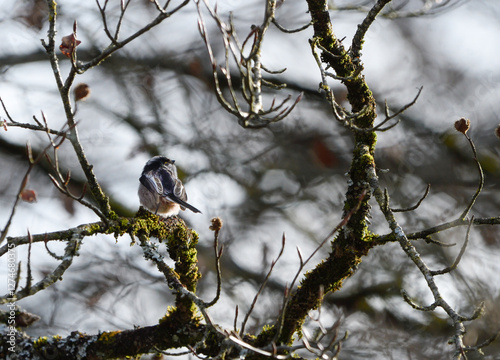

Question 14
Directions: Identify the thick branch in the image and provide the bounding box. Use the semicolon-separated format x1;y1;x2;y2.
261;0;381;347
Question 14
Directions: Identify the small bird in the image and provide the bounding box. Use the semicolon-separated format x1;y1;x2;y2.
138;156;201;217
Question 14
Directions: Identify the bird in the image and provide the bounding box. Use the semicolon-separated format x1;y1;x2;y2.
138;155;201;217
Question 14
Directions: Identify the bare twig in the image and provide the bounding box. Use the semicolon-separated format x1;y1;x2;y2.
1;221;106;256
227;332;288;359
25;231;33;294
464;329;500;354
96;0;118;45
1;99;66;135
391;184;430;212
430;217;473;276
372;86;423;132
331;0;462;19
240;233;286;335
80;0;190;73
372;216;500;244
272;18;312;33
401;289;438;312
0;116;70;244
205;218;224;308
275;189;367;342
309;38;369;127
365;142;490;358
382;0;464;19
459;130;484;220
196;0;301;128
1;235;83;303
42;0;112;219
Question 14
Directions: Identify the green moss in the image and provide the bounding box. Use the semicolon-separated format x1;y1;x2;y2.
356;151;374;175
98;330;122;345
253;325;276;347
108;210;119;220
158;306;177;324
361;230;377;243
85;222;104;236
33;336;48;348
158;306;202;347
127;208;169;240
119;217;130;228
166;223;201;293
200;327;227;356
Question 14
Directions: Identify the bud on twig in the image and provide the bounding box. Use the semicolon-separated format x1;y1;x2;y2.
209;217;223;232
59;21;81;58
495;125;500;139
74;83;90;102
454;117;470;135
20;189;37;203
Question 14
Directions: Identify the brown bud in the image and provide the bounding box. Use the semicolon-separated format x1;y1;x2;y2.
454;117;470;135
495;125;500;139
74;83;90;102
20;189;37;203
209;217;223;232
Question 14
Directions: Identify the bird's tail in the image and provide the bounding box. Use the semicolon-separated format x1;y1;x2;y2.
171;195;202;213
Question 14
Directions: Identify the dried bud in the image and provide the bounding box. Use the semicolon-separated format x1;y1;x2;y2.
74;83;90;102
209;217;223;232
2;120;7;131
20;189;37;203
495;125;500;139
454;117;470;135
59;33;81;58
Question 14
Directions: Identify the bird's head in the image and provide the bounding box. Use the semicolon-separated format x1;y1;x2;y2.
143;156;175;173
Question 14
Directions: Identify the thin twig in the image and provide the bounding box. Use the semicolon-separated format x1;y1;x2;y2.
371;86;423;131
240;233;286;335
0;121;69;244
43;0;112;219
79;0;190;73
272;18;312;33
372;216;500;244
391;184;430;212
464;329;500;353
196;0;300;128
430;217;473;276
205;218;224;307
459;133;484;220
25;231;33;293
274;190;367;342
1;235;83;303
365;142;481;357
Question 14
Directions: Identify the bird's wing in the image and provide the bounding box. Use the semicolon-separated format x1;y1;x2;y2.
157;167;176;196
173;178;187;201
139;173;162;194
152;167;202;214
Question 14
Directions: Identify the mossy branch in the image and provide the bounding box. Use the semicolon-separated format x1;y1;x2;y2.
264;0;383;347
